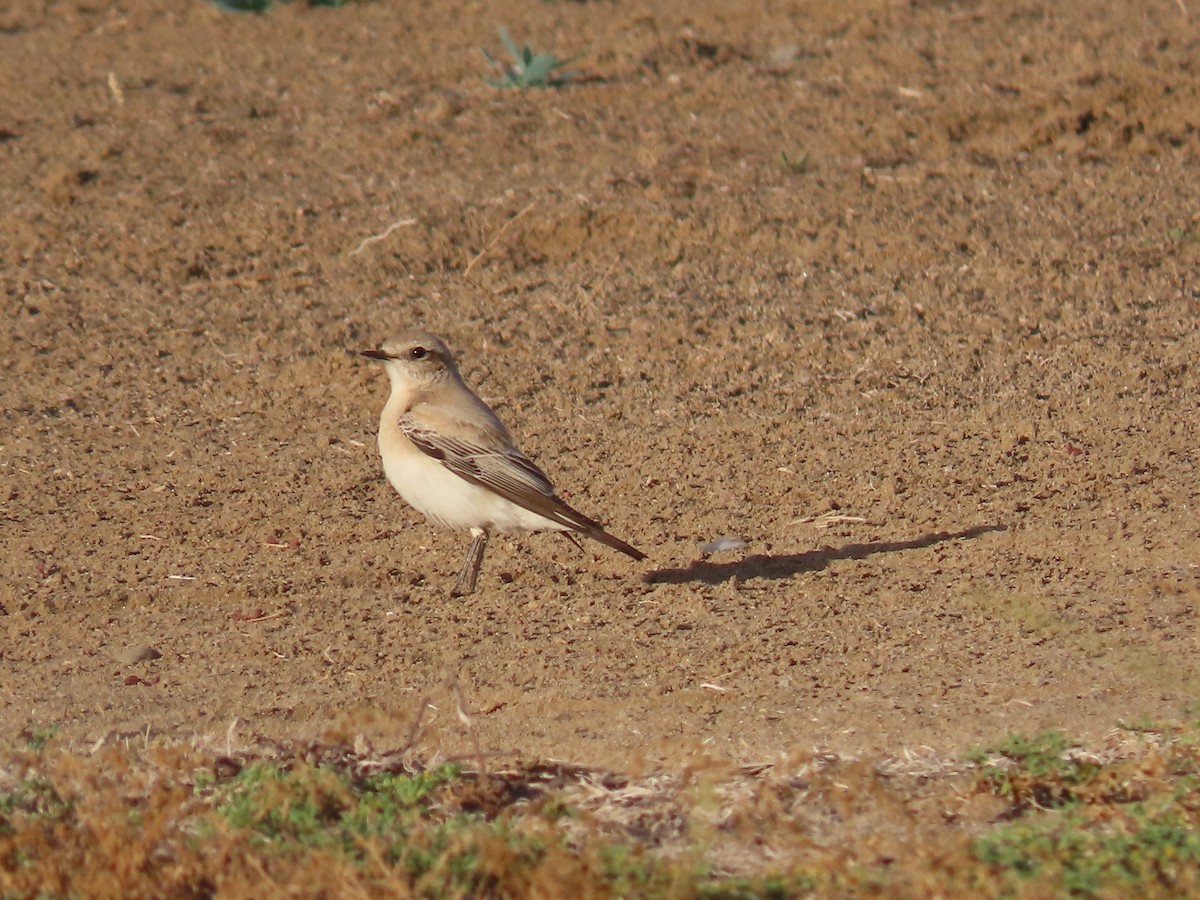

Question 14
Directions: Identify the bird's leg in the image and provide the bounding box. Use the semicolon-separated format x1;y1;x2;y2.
451;528;488;597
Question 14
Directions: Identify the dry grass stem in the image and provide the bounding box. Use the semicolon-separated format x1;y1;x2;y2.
788;513;869;528
348;217;417;256
463;201;535;275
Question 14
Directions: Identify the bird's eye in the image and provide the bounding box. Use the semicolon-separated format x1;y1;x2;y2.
410;346;427;360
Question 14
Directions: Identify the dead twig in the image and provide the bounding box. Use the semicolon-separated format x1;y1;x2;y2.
445;670;488;777
349;217;417;256
241;611;286;623
463;202;535;275
788;513;869;528
591;254;621;297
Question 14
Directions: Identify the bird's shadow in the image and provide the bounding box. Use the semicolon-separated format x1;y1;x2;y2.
643;524;1006;586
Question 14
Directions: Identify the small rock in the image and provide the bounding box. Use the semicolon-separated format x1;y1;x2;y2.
700;535;749;555
118;645;162;665
767;44;799;67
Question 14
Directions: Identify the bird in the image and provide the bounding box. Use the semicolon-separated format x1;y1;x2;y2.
360;331;646;596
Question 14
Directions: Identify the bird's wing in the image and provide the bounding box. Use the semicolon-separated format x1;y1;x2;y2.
399;416;560;513
397;415;646;560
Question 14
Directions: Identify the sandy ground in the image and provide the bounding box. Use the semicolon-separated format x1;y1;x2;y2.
2;0;1199;769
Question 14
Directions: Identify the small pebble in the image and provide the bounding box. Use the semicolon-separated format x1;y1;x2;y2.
118;645;162;665
700;535;748;555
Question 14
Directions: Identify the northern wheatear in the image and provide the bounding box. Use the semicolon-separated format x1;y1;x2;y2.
361;331;646;596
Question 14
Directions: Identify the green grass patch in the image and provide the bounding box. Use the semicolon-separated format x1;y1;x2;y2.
965;729;1099;807
974;802;1200;896
2;725;1200;896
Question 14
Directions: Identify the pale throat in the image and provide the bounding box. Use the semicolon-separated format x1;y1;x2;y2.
383;367;423;415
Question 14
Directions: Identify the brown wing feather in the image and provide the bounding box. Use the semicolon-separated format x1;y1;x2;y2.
399;418;646;560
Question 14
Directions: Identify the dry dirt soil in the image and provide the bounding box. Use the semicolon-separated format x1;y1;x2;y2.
3;0;1200;771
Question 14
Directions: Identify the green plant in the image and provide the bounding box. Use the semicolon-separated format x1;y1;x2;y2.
212;762;349;847
208;762;462;849
0;774;67;822
19;726;57;754
966;730;1098;807
974;804;1200;895
484;27;580;89
5;727;1200;896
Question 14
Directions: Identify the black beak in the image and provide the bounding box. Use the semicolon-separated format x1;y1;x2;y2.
360;349;392;360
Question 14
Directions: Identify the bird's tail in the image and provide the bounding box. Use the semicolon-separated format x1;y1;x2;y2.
586;523;647;561
559;502;647;561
